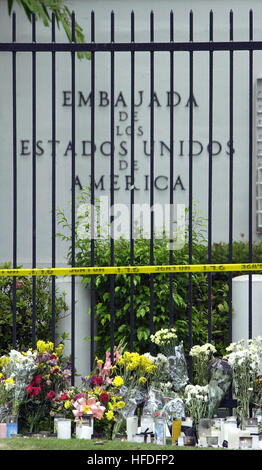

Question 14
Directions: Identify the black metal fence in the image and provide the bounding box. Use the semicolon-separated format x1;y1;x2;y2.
0;9;259;392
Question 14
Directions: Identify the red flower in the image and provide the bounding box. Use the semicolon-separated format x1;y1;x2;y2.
26;384;34;394
52;368;59;374
47;390;56;399
50;354;57;360
34;375;42;384
60;393;69;400
27;384;42;398
91;375;103;386
100;392;109;403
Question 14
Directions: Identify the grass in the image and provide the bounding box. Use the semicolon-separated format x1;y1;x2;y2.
0;437;227;451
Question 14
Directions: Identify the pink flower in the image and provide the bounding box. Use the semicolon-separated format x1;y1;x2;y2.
72;397;105;420
34;375;42;384
47;390;56;399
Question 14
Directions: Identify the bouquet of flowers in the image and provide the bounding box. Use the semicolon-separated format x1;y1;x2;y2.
150;328;188;392
50;386;81;420
19;340;72;432
0;348;37;422
189;343;217;386
77;347;126;438
150;328;178;357
184;384;209;428
223;337;262;429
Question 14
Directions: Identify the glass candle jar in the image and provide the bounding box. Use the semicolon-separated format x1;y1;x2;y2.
239;436;253;449
54;414;65;434
223;416;237;445
154;417;166;445
206;436;219;447
6;416;18;438
184;436;196;447
57;418;71;439
141;415;154;433
0;423;6;438
126;416;138;442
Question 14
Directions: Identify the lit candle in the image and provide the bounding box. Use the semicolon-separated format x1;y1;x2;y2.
57;418;71;439
239;436;253;449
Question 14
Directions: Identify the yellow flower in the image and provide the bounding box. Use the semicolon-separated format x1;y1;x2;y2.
113;376;124;388
55;344;64;356
0;356;10;367
37;340;54;354
116;401;125;409
64;401;70;409
0;373;3;379
5;378;14;385
138;377;147;384
83;405;91;413
106;410;114;421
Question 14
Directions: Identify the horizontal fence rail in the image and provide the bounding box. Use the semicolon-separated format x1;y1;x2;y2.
0;9;259;414
1;40;262;52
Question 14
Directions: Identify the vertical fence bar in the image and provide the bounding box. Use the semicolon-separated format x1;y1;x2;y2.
130;11;135;351
110;11;115;358
149;11;155;352
12;12;17;348
71;12;76;385
208;10;214;342
169;10;174;328
32;13;37;349
90;10;96;369
228;10;234;343
188;10;194;381
248;10;253;339
51;13;56;344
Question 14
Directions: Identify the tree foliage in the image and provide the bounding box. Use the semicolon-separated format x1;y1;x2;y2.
7;0;90;59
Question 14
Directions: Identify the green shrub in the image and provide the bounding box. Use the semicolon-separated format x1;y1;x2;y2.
57;189;262;361
0;262;68;355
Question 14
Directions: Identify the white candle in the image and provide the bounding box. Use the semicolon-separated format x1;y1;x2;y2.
199;436;207;447
57;419;71;439
80;423;93;440
126;416;138;441
141;416;154;433
228;428;240;449
211;428;221;446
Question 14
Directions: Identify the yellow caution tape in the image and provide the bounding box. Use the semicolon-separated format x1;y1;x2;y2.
0;262;262;277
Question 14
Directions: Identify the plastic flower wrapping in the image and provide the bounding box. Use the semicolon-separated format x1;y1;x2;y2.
143;386;185;428
0;349;37;421
167;344;189;392
150;329;189;392
207;358;232;417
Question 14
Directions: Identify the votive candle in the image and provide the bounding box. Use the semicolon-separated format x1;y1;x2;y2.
57;418;71;439
127;416;138;442
0;423;6;438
